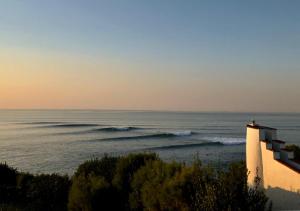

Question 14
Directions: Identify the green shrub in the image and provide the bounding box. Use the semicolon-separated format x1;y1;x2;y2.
0;204;21;211
0;163;17;186
74;155;119;182
0;163;70;211
182;161;216;211
68;156;121;211
131;160;268;211
191;161;268;211
68;173;116;211
1;153;269;211
0;163;18;205
285;144;300;161
130;160;187;211
112;153;159;210
214;161;249;210
17;173;70;211
113;153;159;189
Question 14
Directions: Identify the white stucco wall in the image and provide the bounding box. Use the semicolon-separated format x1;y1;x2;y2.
246;126;300;210
246;127;264;187
260;141;300;192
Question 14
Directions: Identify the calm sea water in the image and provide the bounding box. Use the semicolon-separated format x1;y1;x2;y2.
0;110;299;175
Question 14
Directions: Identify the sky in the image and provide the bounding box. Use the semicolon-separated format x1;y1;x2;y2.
0;0;300;112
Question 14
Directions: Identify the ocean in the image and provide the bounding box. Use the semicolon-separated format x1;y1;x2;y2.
0;110;299;175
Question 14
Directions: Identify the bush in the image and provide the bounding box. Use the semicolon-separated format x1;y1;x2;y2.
190;161;268;211
18;174;70;211
0;163;17;186
285;144;300;161
74;155;119;182
0;204;21;211
130;160;187;211
68;173;115;211
0;163;70;211
214;161;249;210
131;160;268;211
68;156;121;211
183;161;216;210
0;163;18;205
1;153;269;211
112;153;159;210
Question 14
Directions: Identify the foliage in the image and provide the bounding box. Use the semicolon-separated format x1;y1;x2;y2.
112;153;159;209
68;156;121;211
130;159;268;211
18;173;71;211
1;153;269;211
247;174;269;211
0;163;18;205
68;173;116;211
130;160;185;210
0;163;17;186
285;144;300;161
0;163;70;211
74;155;119;182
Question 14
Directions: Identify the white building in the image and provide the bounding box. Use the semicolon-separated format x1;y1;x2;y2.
246;122;300;210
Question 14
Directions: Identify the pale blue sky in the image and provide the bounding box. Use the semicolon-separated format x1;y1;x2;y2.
1;0;300;112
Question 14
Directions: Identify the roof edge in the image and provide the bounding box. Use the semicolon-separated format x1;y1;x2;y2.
246;124;277;130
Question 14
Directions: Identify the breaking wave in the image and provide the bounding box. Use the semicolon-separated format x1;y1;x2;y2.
55;126;143;135
169;130;193;136
92;131;195;141
145;142;223;150
202;137;245;145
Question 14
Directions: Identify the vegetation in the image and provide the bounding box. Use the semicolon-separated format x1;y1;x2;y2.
0;163;70;211
285;144;300;161
0;153;268;211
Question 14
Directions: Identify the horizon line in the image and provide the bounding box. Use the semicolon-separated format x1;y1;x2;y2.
0;108;299;114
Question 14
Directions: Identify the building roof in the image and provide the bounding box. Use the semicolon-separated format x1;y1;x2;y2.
273;139;285;144
246;124;277;130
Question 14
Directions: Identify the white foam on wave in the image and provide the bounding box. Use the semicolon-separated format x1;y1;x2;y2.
203;137;246;145
168;130;193;136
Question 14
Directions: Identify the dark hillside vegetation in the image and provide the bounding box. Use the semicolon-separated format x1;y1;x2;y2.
285;144;300;162
0;153;268;211
0;163;70;211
